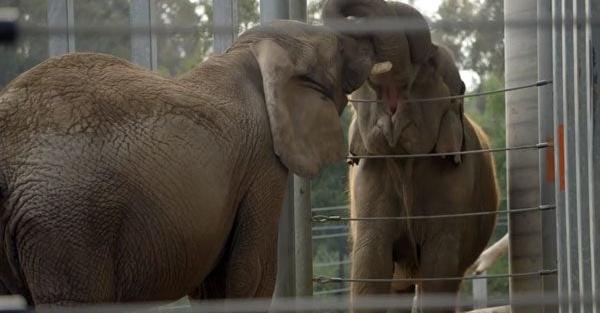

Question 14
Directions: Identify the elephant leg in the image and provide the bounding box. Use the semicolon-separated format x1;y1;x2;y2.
349;160;403;313
193;169;286;301
415;241;462;313
350;232;395;313
388;263;416;313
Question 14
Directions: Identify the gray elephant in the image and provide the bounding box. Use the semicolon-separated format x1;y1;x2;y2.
323;1;499;313
0;21;381;309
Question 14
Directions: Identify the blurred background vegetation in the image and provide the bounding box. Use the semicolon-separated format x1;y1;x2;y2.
0;0;507;303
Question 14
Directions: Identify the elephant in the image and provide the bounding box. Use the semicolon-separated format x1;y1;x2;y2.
0;20;381;309
323;2;499;312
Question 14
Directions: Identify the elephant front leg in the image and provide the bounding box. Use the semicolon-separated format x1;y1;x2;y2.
351;234;396;313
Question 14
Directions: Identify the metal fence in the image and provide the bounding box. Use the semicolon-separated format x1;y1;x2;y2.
1;0;599;312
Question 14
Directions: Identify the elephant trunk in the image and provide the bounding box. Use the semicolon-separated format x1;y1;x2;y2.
323;0;435;82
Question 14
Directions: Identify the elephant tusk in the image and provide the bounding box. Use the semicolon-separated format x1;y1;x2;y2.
370;61;393;76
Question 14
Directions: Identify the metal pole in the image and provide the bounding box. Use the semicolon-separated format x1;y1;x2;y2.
288;0;311;298
261;0;292;298
293;175;312;296
260;0;289;25
504;1;543;312
573;0;592;312
538;0;558;312
585;0;600;311
472;273;488;310
551;0;569;312
130;0;157;70
274;176;296;298
561;0;581;312
289;0;307;22
213;0;238;54
47;0;74;56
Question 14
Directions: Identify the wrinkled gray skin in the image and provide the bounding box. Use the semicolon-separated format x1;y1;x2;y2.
0;21;375;309
347;46;499;313
324;2;498;312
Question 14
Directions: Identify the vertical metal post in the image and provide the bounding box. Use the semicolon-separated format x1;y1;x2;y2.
47;0;75;56
260;0;289;25
289;0;311;298
261;0;293;298
293;176;312;296
472;274;488;310
504;1;543;312
130;0;157;70
573;0;592;312
552;0;568;311
274;177;296;298
289;0;307;22
538;0;558;312
561;0;581;312
585;0;600;311
213;0;238;54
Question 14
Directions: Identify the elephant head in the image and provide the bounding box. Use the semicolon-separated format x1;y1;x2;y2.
323;0;435;85
232;21;378;177
348;43;466;161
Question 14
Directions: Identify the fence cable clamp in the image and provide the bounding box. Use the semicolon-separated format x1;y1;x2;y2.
312;215;341;222
536;142;551;149
539;204;556;211
313;276;334;284
540;269;559;276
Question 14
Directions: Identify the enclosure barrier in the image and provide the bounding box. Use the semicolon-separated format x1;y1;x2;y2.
0;0;598;312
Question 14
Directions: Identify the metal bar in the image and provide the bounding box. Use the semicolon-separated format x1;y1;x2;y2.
538;0;559;312
314;270;558;284
47;0;74;56
585;0;600;312
130;0;157;70
312;205;554;222
261;0;293;299
349;142;549;161
260;0;289;25
350;80;552;104
573;0;593;312
213;0;238;54
274;176;296;297
505;1;544;313
289;0;307;22
552;0;569;312
313;233;348;240
293;175;312;297
562;1;581;312
311;205;348;212
472;272;488;310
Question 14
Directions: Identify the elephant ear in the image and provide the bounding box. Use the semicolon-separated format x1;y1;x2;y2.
252;39;346;178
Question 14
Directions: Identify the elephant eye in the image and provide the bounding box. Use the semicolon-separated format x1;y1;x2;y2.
299;75;334;101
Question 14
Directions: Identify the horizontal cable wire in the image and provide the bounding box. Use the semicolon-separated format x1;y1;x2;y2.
348;142;550;161
314;269;558;284
313;204;555;223
313;233;349;240
16;17;600;37
314;260;352;268
311;205;348;212
312;225;348;231
350;80;552;104
53;291;580;313
311;198;509;213
314;288;351;295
